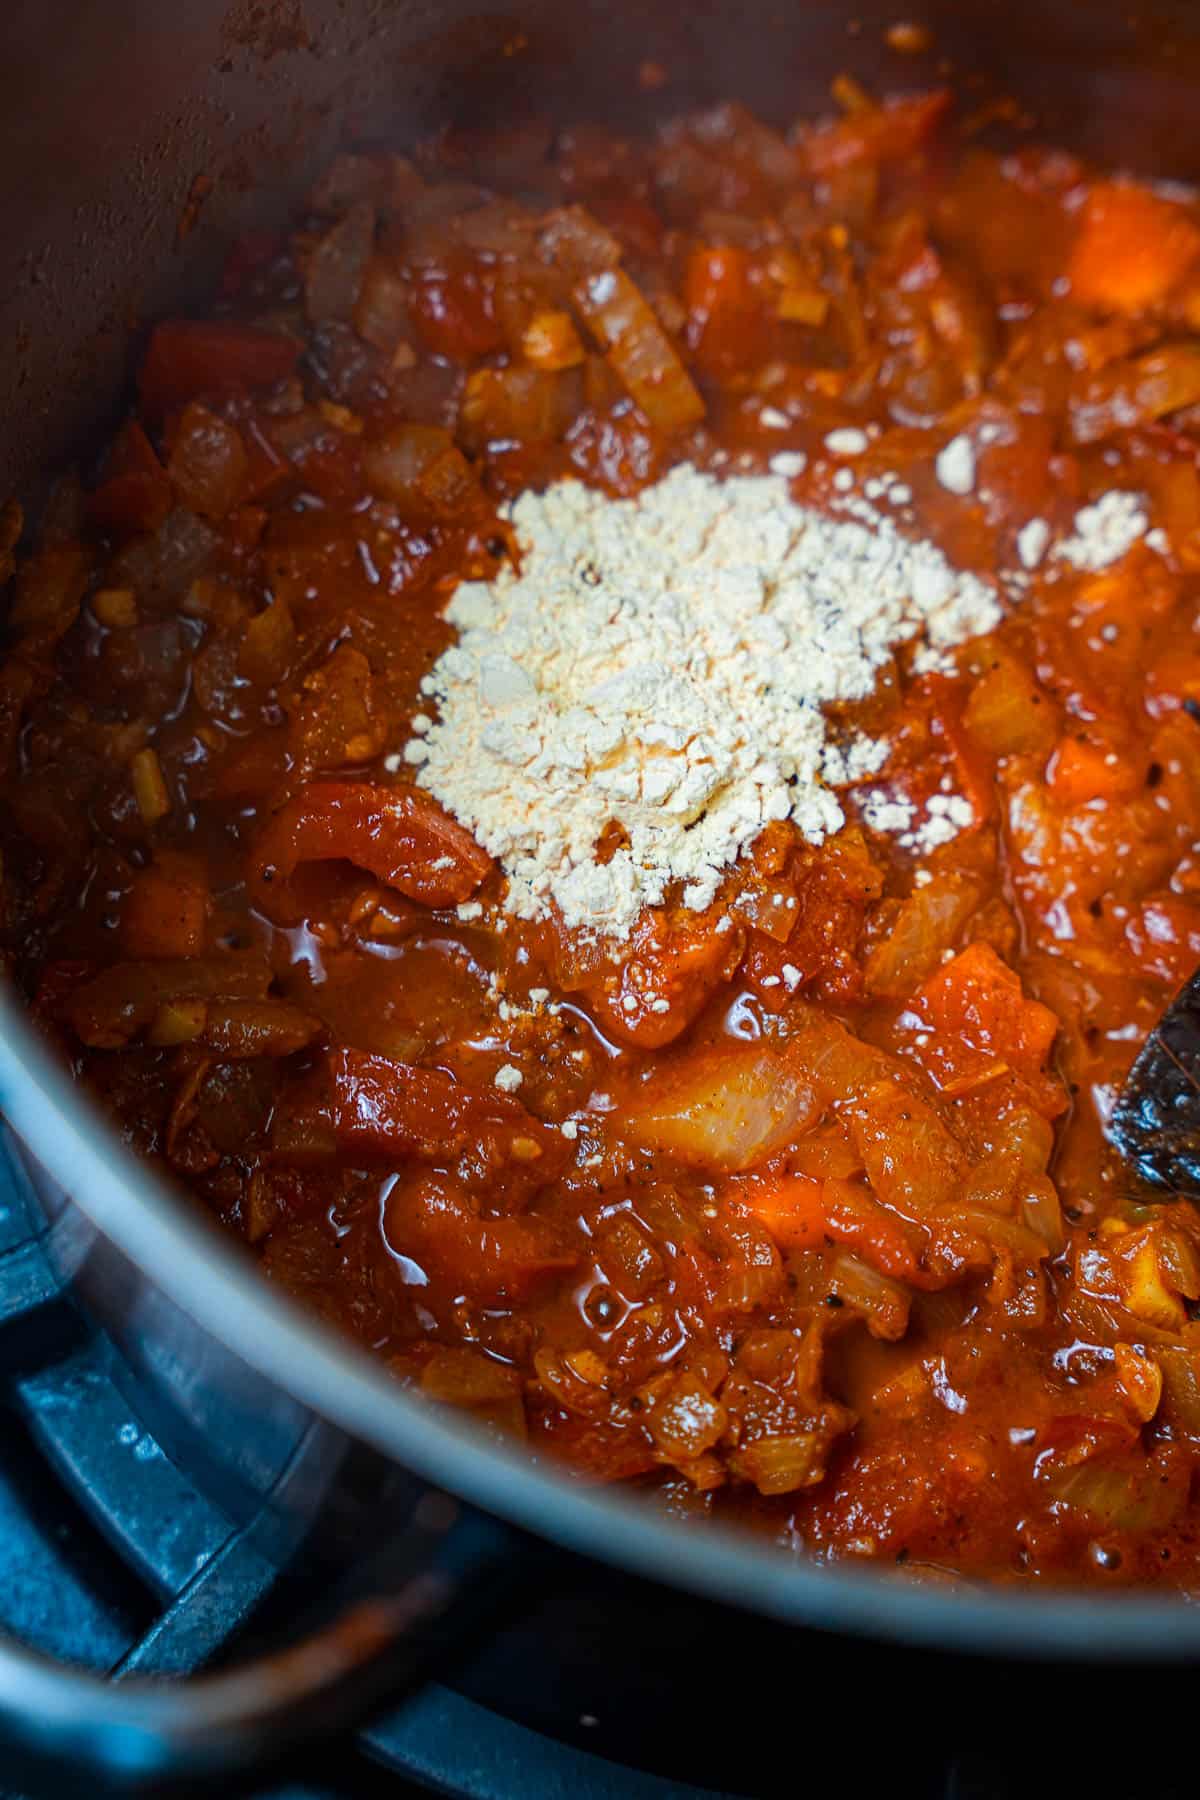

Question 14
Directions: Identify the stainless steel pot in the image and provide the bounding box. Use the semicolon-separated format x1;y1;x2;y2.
4;0;1200;1787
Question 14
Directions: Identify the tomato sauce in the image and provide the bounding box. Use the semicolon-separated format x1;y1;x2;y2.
6;87;1200;1588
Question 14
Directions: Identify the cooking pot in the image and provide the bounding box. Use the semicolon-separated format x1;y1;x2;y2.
4;0;1200;1789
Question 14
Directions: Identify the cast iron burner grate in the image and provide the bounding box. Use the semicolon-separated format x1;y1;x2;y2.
0;1139;1184;1800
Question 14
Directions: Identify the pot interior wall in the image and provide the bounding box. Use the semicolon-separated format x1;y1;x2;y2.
3;0;1200;509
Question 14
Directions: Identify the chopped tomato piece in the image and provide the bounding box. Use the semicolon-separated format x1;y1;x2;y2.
532;1415;659;1484
822;1178;920;1282
1123;895;1200;989
748;831;883;1005
384;1173;575;1304
798;89;951;175
250;782;492;923
87;421;171;537
727;1172;827;1251
921;941;1058;1066
848;1078;967;1214
926;685;995;824
408;266;505;359
1046;731;1143;808
576;907;744;1048
138;321;301;420
684;245;761;374
1068;181;1200;314
327;1047;560;1168
906;941;1063;1115
291;646;388;772
120;854;209;959
238;419;290;504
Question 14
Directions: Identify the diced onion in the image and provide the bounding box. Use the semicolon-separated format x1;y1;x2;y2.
864;875;982;999
522;309;586;371
647;1376;728;1460
732;1432;825;1496
828;1251;911;1340
538;205;623;275
627;1045;821;1171
1157;1346;1200;1436
1020;1176;1066;1254
362;425;479;516
572;267;705;432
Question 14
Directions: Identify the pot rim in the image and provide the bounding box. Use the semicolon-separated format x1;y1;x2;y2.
3;993;1197;1661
